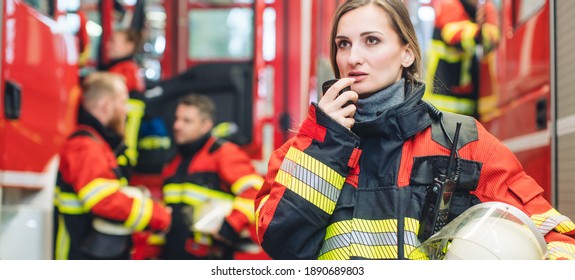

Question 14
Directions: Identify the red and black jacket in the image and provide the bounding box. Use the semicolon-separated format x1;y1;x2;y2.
255;81;575;260
53;111;171;260
101;56;146;94
161;134;264;260
423;0;500;117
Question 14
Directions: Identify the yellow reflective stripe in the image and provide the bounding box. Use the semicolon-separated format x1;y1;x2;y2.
194;231;212;245
276;169;336;214
460;22;478;52
255;194;269;242
546;242;575;260
321;219;407;259
403;217;421;252
441;21;466;42
232;196;255;223
442;21;478;52
78;179;121;211
459;53;472;86
423;93;477;115
54;214;71;260
163;183;234;205
138;136;171;150
350;243;398;259
320;220;352;259
481;23;501;50
351;219;399;259
429;40;465;62
277;147;345;214
231;174;264;194
318;247;350;260
147;233;166;246
531;208;575;235
353;218;398;233
117;153;129;166
124;98;146;165
425;39;475;97
325;220;352;240
163;184;184;204
285;147;346;190
54;187;86;215
424;48;441;100
407;247;430;260
404;217;420;234
78;43;92;66
124;197;153;231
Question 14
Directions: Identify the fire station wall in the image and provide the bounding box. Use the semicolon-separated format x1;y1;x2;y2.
555;0;575;220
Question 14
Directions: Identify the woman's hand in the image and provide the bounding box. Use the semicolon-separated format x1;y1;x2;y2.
318;77;358;129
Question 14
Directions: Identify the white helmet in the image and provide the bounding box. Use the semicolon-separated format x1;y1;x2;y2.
410;202;548;260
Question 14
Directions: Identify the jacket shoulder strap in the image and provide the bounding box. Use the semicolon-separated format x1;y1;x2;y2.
430;111;478;150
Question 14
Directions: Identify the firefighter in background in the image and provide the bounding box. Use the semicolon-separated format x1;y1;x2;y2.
161;94;269;260
76;10;91;68
101;28;173;260
100;28;146;179
423;0;501;117
53;72;171;260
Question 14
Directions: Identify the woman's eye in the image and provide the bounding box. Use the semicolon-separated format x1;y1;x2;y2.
337;40;350;48
366;36;380;45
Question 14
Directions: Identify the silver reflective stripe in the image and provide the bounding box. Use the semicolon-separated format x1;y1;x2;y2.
320;232;351;256
80;181;117;205
183;189;209;202
536;214;572;235
280;159;339;203
320;231;399;255
403;230;420;248
351;231;398;247
59;199;83;210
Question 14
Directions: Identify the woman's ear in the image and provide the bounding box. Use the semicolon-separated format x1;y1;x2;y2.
402;45;415;68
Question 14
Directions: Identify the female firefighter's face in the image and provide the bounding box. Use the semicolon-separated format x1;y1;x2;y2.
334;4;414;96
173;104;213;145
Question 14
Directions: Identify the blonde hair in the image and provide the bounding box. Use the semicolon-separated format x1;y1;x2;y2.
329;0;422;83
82;72;126;108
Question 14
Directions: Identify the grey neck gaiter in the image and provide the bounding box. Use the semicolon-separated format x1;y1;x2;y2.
354;78;405;123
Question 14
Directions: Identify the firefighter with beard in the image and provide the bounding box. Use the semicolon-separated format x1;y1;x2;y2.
53;72;171;260
100;28;147;179
101;28;173;259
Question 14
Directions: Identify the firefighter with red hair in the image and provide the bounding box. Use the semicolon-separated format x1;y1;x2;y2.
53;72;171;260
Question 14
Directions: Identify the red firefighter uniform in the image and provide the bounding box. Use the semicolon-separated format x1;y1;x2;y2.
161;133;269;260
102;58;170;259
53;111;171;260
255;81;575;260
423;0;501;117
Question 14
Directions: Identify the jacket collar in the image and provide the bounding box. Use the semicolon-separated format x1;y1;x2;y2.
351;80;432;140
176;133;211;157
77;108;124;153
100;55;135;70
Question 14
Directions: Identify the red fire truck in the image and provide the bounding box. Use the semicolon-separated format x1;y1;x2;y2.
0;0;81;259
477;0;575;219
